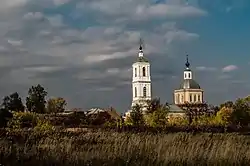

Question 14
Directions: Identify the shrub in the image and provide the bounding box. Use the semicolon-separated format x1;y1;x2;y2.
167;116;189;126
8;112;37;129
33;119;55;134
193;115;218;126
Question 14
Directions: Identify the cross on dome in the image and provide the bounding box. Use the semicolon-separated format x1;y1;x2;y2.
185;54;190;68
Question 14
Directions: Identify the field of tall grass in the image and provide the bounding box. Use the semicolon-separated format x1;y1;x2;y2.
1;129;250;166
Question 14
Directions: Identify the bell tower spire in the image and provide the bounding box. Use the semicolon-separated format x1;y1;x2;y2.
185;54;190;69
139;38;144;57
184;54;192;80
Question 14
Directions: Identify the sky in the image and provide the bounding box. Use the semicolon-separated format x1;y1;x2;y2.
0;0;250;113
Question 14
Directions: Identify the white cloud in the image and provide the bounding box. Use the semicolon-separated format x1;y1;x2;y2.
7;39;23;46
78;0;207;22
222;65;238;72
47;14;64;27
23;12;44;21
53;0;71;6
165;30;199;44
196;66;217;71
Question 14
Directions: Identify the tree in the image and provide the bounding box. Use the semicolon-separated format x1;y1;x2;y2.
47;97;67;115
219;101;234;109
2;92;24;112
26;84;47;113
215;106;234;125
232;97;250;125
145;98;169;127
0;108;13;128
127;104;144;126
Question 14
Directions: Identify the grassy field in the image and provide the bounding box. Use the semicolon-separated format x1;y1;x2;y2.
1;129;250;166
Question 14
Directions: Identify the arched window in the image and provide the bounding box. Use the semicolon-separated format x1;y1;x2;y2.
194;95;197;102
142;67;146;76
135;68;137;77
185;74;187;79
135;87;137;97
198;95;200;102
188;73;191;78
143;87;147;97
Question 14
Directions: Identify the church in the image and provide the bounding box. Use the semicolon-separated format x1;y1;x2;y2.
125;42;204;117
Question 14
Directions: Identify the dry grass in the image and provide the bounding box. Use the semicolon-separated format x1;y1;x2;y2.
1;130;250;165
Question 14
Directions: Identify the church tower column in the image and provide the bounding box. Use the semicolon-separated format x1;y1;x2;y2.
132;40;152;108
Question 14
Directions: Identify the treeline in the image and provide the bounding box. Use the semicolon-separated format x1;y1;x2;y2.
0;84;67;128
1;83;250;133
126;97;250;128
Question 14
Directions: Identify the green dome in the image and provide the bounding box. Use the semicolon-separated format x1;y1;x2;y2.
179;79;201;89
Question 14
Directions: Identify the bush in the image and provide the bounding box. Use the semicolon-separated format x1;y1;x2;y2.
193;115;218;126
8;112;37;129
167;116;189;126
33;119;55;134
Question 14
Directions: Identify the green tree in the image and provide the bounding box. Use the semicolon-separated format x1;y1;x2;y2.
47;97;67;115
127;104;144;126
0;108;13;128
220;101;234;109
232;97;250;125
145;98;169;127
2;92;24;112
26;84;47;113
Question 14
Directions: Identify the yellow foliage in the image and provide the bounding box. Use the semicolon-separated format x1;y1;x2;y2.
34;119;55;134
8;112;37;129
167;116;188;126
215;106;234;125
193;115;218;126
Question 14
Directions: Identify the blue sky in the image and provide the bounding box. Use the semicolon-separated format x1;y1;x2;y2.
0;0;250;112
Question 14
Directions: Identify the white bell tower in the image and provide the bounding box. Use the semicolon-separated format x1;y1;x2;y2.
131;41;152;108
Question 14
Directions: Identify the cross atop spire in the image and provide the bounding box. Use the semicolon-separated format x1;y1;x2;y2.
139;38;143;51
185;54;190;68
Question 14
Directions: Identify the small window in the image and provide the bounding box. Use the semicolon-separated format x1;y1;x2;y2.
142;67;146;76
188;73;191;78
185;74;187;78
143;87;146;97
135;68;137;77
194;95;197;102
190;94;192;102
198;95;200;102
135;87;137;97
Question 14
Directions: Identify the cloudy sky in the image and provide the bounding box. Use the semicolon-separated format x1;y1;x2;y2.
0;0;250;112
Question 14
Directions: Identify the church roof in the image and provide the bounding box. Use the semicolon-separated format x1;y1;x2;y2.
136;56;149;62
179;79;201;89
168;104;185;113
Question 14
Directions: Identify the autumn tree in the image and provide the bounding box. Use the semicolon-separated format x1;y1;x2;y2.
127;104;144;126
2;92;24;112
47;97;67;115
215;106;234;125
26;84;47;113
145;98;169;127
